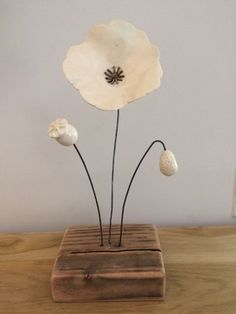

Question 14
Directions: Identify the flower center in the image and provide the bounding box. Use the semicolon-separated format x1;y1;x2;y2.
104;66;125;85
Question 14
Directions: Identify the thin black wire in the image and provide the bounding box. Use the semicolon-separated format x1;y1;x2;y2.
118;140;166;246
73;144;104;246
108;110;120;244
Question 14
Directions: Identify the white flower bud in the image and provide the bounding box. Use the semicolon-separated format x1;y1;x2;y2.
48;118;78;146
159;150;178;176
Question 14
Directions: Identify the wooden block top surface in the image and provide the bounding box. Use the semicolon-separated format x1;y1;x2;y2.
60;224;161;254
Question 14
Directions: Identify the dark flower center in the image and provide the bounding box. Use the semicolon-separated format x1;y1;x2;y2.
104;66;125;85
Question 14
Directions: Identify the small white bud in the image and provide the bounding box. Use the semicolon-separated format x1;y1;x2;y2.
159;150;178;176
48;118;78;146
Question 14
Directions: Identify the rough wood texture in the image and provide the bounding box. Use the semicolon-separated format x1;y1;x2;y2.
51;224;165;302
0;225;236;313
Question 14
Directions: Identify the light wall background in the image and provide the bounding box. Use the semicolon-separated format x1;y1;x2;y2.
0;0;235;232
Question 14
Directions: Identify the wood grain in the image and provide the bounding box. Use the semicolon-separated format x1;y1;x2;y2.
51;224;165;302
60;224;161;253
0;225;236;313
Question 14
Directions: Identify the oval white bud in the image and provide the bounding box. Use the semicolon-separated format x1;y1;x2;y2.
159;150;178;176
56;124;78;146
48;118;78;146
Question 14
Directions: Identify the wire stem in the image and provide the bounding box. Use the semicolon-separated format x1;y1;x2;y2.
73;144;104;246
118;140;166;246
108;110;120;244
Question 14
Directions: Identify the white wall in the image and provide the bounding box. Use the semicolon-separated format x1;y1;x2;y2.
0;0;235;232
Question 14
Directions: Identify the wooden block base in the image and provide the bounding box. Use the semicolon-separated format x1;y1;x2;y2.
51;224;165;302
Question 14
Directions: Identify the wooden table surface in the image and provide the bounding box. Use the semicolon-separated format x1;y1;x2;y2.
0;225;236;314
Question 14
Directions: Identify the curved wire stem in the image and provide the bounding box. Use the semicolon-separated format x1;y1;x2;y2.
108;110;120;244
118;140;166;246
73;144;104;246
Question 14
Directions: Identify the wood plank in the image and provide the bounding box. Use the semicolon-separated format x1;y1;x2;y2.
0;225;236;313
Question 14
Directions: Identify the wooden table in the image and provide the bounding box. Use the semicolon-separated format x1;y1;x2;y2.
0;225;236;314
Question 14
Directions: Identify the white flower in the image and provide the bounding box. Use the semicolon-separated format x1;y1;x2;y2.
63;20;163;111
48;118;78;146
159;150;178;176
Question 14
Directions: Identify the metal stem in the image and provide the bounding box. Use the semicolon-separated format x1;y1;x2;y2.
118;140;166;246
73;144;104;246
108;110;120;244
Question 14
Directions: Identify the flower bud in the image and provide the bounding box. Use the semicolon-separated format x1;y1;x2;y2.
48;118;78;146
159;150;178;176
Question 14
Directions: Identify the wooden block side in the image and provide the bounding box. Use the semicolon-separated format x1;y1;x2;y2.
51;251;165;302
52;275;165;302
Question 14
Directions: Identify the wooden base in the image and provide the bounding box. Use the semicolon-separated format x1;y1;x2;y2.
51;224;165;302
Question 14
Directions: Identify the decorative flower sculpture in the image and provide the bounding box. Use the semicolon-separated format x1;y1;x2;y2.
49;20;178;247
63;20;163;110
